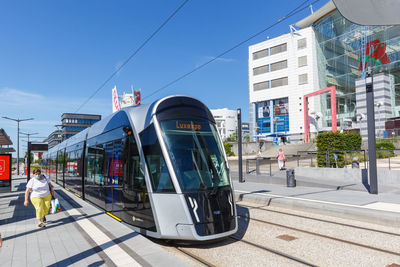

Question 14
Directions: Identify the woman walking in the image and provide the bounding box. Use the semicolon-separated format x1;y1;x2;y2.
277;148;286;171
24;169;54;227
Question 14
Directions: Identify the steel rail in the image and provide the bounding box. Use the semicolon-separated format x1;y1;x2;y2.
229;235;317;267
237;214;400;257
174;247;216;267
238;203;400;237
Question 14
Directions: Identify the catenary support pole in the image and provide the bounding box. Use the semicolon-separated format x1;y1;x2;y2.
237;108;244;183
366;68;378;194
27;142;31;182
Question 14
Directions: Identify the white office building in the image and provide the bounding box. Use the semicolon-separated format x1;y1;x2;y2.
211;108;237;141
249;26;320;142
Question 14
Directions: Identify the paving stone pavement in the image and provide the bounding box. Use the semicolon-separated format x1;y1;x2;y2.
0;177;188;267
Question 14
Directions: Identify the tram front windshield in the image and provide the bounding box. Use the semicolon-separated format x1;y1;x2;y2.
160;118;230;192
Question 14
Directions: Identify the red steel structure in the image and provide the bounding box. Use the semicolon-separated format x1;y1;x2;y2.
304;86;337;143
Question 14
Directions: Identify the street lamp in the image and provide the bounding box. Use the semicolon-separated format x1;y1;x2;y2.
2;116;34;175
20;132;38;143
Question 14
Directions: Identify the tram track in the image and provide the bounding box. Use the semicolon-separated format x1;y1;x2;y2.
229;235;317;267
173;246;216;267
237;213;400;257
237;203;400;237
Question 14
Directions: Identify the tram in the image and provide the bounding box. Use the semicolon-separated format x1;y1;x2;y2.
41;96;238;241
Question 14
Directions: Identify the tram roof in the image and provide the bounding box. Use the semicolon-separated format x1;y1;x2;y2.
46;95;213;154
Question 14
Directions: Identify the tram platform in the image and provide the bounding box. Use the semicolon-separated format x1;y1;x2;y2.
232;171;400;228
0;176;188;267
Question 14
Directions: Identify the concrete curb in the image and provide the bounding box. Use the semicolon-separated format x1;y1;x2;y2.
234;190;400;228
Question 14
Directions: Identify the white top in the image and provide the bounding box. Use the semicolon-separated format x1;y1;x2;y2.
26;175;51;198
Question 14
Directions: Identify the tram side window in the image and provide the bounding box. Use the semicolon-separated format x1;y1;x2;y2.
140;124;175;193
49;154;57;182
87;147;96;184
86;144;106;186
127;135;145;191
57;151;65;183
65;149;83;193
111;139;124;187
95;144;106;186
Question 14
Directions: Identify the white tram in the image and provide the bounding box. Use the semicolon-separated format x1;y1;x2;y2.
41;96;237;240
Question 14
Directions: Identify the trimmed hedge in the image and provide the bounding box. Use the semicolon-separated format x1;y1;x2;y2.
316;132;362;167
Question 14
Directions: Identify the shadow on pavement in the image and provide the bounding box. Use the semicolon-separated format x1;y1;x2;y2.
47;231;140;267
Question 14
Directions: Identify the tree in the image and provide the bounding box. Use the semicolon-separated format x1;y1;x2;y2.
225;130;238;142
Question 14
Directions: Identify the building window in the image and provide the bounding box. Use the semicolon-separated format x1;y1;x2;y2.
253;81;269;91
298;38;307;49
299;73;308;85
298;56;307;67
253;48;268;60
253;65;269;75
270;60;287;72
271;77;288;88
270;43;287;55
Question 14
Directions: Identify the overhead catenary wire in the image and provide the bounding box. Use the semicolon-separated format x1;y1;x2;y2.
75;0;190;112
143;0;320;101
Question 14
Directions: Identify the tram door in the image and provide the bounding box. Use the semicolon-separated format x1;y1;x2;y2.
112;135;155;230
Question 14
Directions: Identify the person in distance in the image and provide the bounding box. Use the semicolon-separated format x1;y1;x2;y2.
276;148;286;171
24;169;54;227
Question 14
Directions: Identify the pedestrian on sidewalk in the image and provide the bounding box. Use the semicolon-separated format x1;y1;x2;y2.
277;148;286;170
24;169;54;228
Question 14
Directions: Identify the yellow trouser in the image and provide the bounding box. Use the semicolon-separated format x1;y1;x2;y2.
31;193;52;220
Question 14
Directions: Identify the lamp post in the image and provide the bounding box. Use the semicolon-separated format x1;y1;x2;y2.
2;117;34;175
237;108;244;183
20;132;38;143
365;68;378;194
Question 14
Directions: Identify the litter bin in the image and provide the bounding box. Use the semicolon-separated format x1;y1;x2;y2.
286;169;296;187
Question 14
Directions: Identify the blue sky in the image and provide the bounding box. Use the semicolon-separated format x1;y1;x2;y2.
0;0;328;157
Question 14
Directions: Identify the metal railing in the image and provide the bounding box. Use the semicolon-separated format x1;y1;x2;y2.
296;149;400;170
244;148;400;175
246;157;273;176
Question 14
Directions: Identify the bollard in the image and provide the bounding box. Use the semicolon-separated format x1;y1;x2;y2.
286;169;296;187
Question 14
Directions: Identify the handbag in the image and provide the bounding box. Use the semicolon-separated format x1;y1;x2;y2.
50;198;61;214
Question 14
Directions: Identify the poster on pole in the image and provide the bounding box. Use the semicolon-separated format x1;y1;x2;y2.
112;86;120;113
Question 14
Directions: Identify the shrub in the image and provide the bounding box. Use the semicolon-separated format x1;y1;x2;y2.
343;133;362;151
376;142;395;159
224;143;235;157
316;132;362;167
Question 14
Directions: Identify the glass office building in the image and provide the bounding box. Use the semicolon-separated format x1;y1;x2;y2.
314;10;400;127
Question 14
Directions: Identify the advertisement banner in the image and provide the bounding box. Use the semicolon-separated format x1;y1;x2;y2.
133;88;141;105
0;154;11;186
112;86;120;113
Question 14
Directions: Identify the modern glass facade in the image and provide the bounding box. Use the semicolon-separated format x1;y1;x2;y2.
314;10;400;127
255;97;289;135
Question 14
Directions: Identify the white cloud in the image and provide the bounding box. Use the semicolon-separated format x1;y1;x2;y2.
1;87;113;158
0;88;44;107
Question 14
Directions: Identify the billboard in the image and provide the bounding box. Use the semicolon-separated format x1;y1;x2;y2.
0;154;11;186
